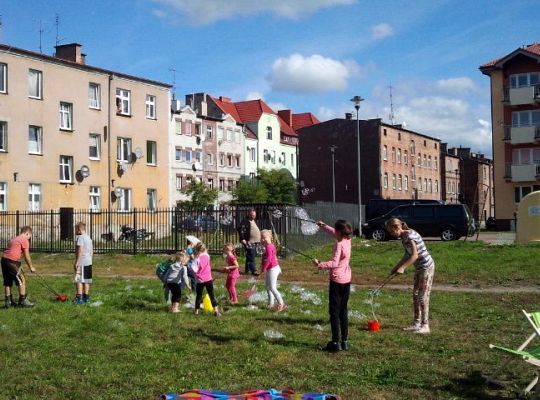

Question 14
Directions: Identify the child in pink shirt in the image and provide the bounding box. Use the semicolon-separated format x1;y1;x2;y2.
222;243;240;304
260;230;287;312
313;220;353;352
193;242;220;316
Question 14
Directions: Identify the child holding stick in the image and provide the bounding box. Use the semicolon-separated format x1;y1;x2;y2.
193;243;220;316
260;230;287;312
313;220;352;352
222;244;240;304
385;217;435;334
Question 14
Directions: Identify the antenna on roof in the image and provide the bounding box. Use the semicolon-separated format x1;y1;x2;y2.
388;84;396;125
168;67;176;100
54;14;65;52
38;19;45;53
0;15;3;44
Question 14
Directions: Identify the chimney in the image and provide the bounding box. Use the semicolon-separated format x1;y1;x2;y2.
219;96;232;103
345;112;353;120
278;109;293;127
54;43;86;64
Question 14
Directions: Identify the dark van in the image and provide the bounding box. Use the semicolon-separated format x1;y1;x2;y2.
366;198;443;220
362;203;474;241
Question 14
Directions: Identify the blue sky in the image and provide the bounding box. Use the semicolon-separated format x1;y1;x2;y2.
1;0;539;155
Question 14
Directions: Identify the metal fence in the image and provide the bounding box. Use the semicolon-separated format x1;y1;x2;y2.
0;204;315;256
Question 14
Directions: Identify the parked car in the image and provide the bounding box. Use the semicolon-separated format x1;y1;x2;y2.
174;215;219;232
362;203;474;241
366;198;443;220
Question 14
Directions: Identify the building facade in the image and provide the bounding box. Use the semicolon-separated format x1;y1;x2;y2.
298;117;441;211
480;43;540;230
0;43;171;212
440;144;462;204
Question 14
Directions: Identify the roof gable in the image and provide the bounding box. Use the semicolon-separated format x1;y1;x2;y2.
480;42;540;72
234;99;276;123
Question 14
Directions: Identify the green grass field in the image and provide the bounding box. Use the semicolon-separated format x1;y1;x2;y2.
2;240;540;399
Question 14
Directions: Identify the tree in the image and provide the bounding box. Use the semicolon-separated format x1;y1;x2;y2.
257;168;297;204
177;180;218;210
232;177;269;204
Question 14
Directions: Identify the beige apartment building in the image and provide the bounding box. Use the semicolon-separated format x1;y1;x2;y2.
480;43;540;230
0;43;171;212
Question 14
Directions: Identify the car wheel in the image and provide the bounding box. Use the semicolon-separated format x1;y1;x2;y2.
371;227;386;241
440;227;457;241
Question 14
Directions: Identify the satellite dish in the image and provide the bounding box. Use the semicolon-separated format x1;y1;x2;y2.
121;163;129;173
192;162;202;172
114;187;123;197
402;121;407;128
80;165;90;178
200;133;206;142
134;147;144;159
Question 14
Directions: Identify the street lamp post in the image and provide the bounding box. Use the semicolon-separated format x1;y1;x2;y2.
330;145;337;203
350;95;365;234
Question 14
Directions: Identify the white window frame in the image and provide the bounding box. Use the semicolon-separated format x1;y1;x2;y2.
219;153;224;166
227;154;233;167
88;83;101;109
392;174;396;190
175;119;182;135
404;176;408;191
206;125;213;139
59;155;73;183
397;149;401;164
176;175;182;189
235;154;241;168
0;182;7;211
117;188;132;212
391;147;396;163
266;126;272;140
89;186;101;211
175;147;182;162
404;150;408;165
219;179;225;191
147;141;157;166
398;174;402;191
249;147;256;162
28;69;42;99
383;173;388;189
28;125;42;155
218;126;224;141
147;188;157;211
510;72;540;88
28;183;41;211
116;88;131;116
184;121;192;136
89;134;101;160
117;137;132;162
512;110;540;127
0;121;7;152
234;129;241;143
184;149;192;163
513;148;540;165
207;153;213;165
146;95;156;119
207;178;214;189
0;63;6;94
59;102;73;130
382;145;387;161
435;180;439;193
226;129;233;142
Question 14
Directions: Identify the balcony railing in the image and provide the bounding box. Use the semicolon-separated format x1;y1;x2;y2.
503;125;540;144
503;85;540;105
508;163;540;182
504;163;512;180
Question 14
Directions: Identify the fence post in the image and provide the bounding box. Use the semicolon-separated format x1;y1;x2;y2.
50;210;54;252
15;210;20;235
90;210;94;242
173;207;178;252
133;208;137;254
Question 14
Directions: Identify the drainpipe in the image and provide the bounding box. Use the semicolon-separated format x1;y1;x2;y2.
107;74;113;219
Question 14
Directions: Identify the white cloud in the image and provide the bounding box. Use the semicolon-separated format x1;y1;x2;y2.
245;91;265;101
371;23;394;40
435;77;476;93
152;0;355;25
267;54;365;93
268;102;288;111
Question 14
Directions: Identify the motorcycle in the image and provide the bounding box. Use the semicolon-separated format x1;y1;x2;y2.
118;225;154;241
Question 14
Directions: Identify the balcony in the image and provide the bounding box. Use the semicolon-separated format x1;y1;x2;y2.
503;85;540;106
506;163;540;182
503;125;540;144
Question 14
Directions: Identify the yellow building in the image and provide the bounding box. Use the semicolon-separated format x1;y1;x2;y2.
0;43;171;212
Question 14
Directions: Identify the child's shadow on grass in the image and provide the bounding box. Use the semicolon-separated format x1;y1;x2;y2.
255;315;327;326
440;370;509;400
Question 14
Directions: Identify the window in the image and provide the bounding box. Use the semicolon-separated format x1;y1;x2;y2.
175;120;182;135
89;134;101;160
382;145;387;161
226;129;233;142
207;179;214;189
512;110;540;127
146;141;157;165
235;155;241;168
234;129;241;143
510;72;540;88
272;150;276;164
423;154;427;168
146;95;156;119
0;182;6;210
281;152;286;165
428;156;432;169
28;125;42;154
195;123;201;136
434;157;438;170
404;150;408;165
184;121;192;136
28;183;41;211
513;148;540;165
515;185;540;203
417;153;422;167
147;189;157;210
428;179;432;193
58;102;73;130
117;137;132;162
383;173;388;189
249;147;256;162
249;172;256;179
392;174;396;190
391;147;396;163
184;149;192;163
89;186;100;211
398;132;401;140
404;175;408;191
435;180;439;193
206;125;213;139
218;126;224;141
291;153;295;166
266;126;272;140
219;179;225;191
414;206;434;218
397;149;401;164
398;174;402;190
424;178;428;192
175;147;182;161
116;88;131;115
418;176;422;191
185;176;193;186
195;150;202;163
0;121;6;152
411;166;416;181
28;69;42;99
227;154;233;167
263;149;269;163
219;153;224;166
176;175;182;189
207;153;213;165
410;140;416;155
59;155;73;183
88;83;101;109
227;180;233;192
0;63;6;93
117;188;132;212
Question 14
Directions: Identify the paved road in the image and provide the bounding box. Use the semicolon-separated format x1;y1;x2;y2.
423;231;516;245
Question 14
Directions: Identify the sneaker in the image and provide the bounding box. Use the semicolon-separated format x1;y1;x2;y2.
340;340;350;351
276;304;288;313
82;295;90;304
321;341;341;352
403;323;422;331
415;324;430;334
171;306;180;314
266;304;276;310
18;298;35;308
3;298;12;309
72;297;84;305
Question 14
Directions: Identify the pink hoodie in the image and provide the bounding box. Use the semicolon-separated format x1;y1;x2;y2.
260;243;279;272
195;252;213;283
318;225;352;284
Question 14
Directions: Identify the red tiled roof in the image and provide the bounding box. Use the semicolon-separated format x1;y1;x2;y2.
234;99;276;123
278;116;296;136
292;113;320;131
209;95;242;122
480;42;540;69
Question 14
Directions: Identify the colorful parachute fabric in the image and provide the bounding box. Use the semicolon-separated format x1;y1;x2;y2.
161;389;340;400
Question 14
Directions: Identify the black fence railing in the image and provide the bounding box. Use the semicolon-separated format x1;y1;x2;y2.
0;205;304;256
